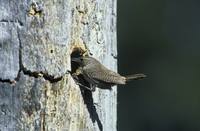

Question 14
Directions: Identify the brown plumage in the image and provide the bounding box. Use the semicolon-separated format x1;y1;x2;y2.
72;56;146;90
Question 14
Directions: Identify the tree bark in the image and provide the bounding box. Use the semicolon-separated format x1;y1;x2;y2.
0;0;117;131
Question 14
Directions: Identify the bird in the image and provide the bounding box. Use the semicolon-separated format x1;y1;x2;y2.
71;56;146;91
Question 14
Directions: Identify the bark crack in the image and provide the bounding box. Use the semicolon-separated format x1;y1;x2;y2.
0;66;66;84
0;78;16;84
0;19;24;26
22;67;63;83
0;26;68;84
111;53;117;59
40;86;47;131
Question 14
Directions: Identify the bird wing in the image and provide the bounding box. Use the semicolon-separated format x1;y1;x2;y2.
83;63;126;85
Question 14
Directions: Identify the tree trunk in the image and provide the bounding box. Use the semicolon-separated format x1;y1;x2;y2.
0;0;117;131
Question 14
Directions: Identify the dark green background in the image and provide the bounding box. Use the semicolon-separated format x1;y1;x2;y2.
118;0;200;131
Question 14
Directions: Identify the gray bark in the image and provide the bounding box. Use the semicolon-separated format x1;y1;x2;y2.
0;0;117;131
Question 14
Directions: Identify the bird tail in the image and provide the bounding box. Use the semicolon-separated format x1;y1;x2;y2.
125;74;146;81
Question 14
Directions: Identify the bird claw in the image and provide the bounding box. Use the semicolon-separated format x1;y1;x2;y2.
74;81;95;92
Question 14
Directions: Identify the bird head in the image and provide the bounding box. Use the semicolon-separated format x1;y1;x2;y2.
71;56;96;67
